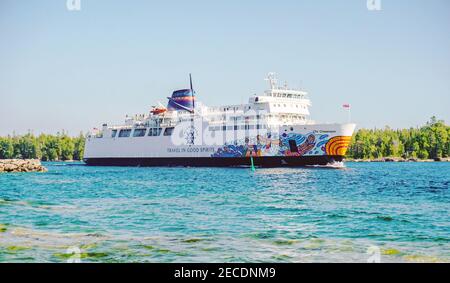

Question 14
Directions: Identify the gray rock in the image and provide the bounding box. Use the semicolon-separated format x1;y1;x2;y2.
0;159;47;173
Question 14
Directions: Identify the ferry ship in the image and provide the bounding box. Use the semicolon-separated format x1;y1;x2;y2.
83;73;355;167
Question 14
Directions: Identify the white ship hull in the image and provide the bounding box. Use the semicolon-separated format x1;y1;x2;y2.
84;123;355;167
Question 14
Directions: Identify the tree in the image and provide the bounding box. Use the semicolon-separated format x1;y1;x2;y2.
41;135;60;161
73;133;85;161
13;134;39;159
411;142;420;158
60;135;75;160
0;137;14;159
347;117;449;160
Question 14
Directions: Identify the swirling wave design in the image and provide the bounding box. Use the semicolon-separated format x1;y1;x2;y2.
325;136;352;156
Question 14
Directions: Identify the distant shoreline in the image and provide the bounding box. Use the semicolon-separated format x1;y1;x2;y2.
346;157;449;163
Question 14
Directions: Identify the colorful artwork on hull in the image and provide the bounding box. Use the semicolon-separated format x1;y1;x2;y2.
211;132;353;158
278;132;328;156
325;136;352;156
211;134;281;158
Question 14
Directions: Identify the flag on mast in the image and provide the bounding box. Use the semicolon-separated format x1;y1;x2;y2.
342;103;351;122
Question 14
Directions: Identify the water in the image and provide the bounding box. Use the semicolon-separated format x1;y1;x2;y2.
0;162;449;263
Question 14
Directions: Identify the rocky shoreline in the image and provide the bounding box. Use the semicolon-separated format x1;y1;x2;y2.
346;157;450;163
0;159;47;173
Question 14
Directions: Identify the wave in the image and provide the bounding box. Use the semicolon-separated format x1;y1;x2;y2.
306;161;346;169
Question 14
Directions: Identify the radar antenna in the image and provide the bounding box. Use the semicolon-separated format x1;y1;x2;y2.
265;72;278;90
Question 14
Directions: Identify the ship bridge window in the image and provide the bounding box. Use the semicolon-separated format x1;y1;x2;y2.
118;129;131;138
133;128;147;137
148;128;162;136
164;127;174;136
111;130;117;138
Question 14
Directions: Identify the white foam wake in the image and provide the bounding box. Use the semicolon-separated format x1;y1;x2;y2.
306;161;346;169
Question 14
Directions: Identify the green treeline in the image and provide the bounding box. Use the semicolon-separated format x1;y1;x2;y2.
0;132;85;161
347;117;450;160
0;117;448;161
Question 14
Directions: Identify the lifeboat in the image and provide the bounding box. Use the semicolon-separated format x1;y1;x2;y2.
150;107;167;115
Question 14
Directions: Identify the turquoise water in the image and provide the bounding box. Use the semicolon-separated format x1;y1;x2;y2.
0;162;449;262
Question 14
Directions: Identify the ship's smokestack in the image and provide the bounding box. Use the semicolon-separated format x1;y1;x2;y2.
167;75;196;112
167;89;195;112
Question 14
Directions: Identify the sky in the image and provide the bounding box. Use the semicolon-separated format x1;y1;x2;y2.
0;0;449;136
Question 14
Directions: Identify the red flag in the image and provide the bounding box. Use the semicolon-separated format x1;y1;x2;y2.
342;104;351;109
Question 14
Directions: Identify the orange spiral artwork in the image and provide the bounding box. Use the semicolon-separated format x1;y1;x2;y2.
325;136;352;156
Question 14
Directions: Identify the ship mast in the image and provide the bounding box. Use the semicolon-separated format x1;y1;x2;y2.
190;73;195;113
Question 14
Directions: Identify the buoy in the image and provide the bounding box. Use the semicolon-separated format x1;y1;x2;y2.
250;155;256;171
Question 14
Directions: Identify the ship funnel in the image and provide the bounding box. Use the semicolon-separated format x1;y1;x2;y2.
167;75;196;112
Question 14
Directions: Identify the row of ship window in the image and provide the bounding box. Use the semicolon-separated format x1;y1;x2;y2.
209;124;268;131
111;128;173;138
217;106;252;112
109;124;270;138
273;104;306;109
215;103;306;112
272;94;305;99
208;115;262;122
209;115;305;122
